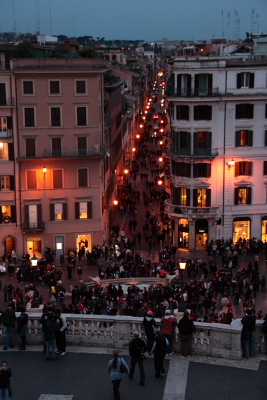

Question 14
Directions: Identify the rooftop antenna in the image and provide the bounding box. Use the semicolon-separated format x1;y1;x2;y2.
49;0;53;35
72;15;76;38
251;9;255;35
11;0;17;33
221;11;224;39
256;13;260;35
227;13;230;40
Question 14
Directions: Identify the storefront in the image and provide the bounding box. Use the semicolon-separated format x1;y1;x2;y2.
195;219;208;250
26;237;42;258
261;216;267;243
233;217;251;244
76;234;92;252
178;218;189;249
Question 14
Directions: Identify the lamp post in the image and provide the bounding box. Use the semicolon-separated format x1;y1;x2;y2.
179;257;187;285
31;254;38;267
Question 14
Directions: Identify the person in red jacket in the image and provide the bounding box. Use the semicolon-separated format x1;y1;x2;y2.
161;310;177;355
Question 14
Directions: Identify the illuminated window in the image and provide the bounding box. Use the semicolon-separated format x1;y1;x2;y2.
75;201;92;219
0;117;7;132
236;130;253;147
1;175;10;190
50;202;67;221
0;143;8;160
181;188;187;206
55;203;63;220
1;205;11;223
234;187;252;205
198;188;207;206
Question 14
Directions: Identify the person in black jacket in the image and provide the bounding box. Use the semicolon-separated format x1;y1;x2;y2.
0;361;12;399
128;332;147;386
17;307;28;350
149;330;168;378
241;308;256;359
1;306;16;350
143;311;156;353
44;314;60;361
178;311;195;357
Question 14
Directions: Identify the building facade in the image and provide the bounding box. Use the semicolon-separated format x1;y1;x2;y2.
166;57;267;251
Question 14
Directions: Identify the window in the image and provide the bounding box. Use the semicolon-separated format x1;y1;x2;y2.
193;188;211;207
265;104;267;119
1;175;10;190
53;170;63;189
171;161;191;177
176;105;189;120
24;204;42;228
0;117;7;133
0;176;15;191
177;74;191;96
0;117;12;137
78;168;88;187
0;205;16;223
77;107;87;126
193;131;211;155
78;137;87;156
50;202;67;221
234;187;252;205
194;105;212;120
75;201;92;219
0;83;6;105
51;107;61;127
23;81;33;95
235;104;254;119
193;163;211;178
235;162;252;176
26;138;36;157
235;130;253;147
76;80;86;94
27;170;37;190
52;138;61;156
263;161;267;175
0;143;8;160
173;187;190;206
194;74;213;96
237;72;254;89
24;108;35;127
49;80;60;94
171;131;191;155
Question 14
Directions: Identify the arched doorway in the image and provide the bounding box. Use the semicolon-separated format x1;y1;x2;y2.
4;236;16;256
195;219;208;250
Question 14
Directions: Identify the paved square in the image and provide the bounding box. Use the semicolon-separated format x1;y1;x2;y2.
38;396;73;400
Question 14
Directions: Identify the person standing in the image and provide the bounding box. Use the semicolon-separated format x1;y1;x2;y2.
44;314;60;361
0;361;12;400
143;311;156;353
1;306;16;350
178;311;195;357
128;332;147;386
107;351;129;400
16;307;28;350
55;309;67;356
241;308;256;359
149;330;168;378
161;310;177;355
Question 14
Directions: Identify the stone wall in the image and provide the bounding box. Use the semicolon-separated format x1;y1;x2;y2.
3;314;265;360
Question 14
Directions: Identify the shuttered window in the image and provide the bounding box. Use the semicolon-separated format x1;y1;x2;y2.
53;170;63;189
26;138;36;157
27;170;37;190
78;168;88;187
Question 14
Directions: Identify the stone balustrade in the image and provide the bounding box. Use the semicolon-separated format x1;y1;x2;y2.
2;314;265;360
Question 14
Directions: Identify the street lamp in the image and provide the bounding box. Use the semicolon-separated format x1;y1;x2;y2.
113;200;118;206
158;180;163;186
31;254;38;267
179;257;187;285
227;159;235;170
43;166;47;173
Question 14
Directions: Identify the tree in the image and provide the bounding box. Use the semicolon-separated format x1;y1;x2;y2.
11;41;34;58
79;49;97;58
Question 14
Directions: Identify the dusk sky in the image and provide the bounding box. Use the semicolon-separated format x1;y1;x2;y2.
0;0;266;41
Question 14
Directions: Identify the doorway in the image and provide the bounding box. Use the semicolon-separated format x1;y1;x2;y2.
76;234;92;252
4;236;16;256
195;220;209;250
27;238;42;258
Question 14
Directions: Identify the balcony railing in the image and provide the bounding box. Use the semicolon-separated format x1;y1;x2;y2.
165;199;220;218
166;87;220;97
7;313;266;360
0;97;15;106
169;148;218;159
0;129;12;138
22;222;45;231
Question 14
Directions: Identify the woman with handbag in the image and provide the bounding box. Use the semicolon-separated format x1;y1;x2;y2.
107;351;129;400
0;360;12;400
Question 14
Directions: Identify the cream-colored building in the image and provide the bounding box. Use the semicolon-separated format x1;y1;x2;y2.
166;57;267;251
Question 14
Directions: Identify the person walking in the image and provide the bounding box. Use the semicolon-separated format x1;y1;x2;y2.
149;330;168;378
128;332;147;386
178;311;195;357
16;307;28;350
161;310;177;355
0;361;12;400
241;308;256;359
143;311;156;353
1;306;16;350
107;351;129;400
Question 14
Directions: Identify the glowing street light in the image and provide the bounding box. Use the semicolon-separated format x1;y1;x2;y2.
159;157;163;162
113;200;118;206
136;134;140;139
124;169;129;174
158;180;163;185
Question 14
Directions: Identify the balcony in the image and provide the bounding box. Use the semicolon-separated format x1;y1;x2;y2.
169;148;218;159
19;147;108;160
0;129;12;138
0;97;15;106
166;87;220;97
165;199;220;219
22;222;45;231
